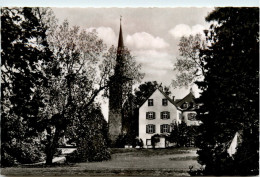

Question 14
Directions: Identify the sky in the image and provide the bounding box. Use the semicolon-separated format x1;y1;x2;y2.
50;7;214;120
2;1;258;121
52;7;212;90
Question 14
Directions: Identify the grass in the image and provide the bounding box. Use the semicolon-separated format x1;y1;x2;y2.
110;147;197;156
1;147;199;176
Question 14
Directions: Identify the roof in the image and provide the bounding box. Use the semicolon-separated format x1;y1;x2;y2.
174;91;198;111
138;88;177;108
174;91;196;107
117;18;124;54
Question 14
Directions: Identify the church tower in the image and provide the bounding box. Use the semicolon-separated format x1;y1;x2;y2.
108;17;132;144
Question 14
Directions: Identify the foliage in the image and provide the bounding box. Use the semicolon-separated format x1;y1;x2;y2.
151;134;160;148
66;105;111;162
102;45;144;98
168;122;197;147
172;34;206;88
195;7;259;175
134;81;171;106
38;17;116;164
1;7;53;167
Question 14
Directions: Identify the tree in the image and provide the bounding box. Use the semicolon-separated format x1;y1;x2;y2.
66;105;111;163
40;20;145;163
1;7;53;166
134;81;171;106
172;34;206;88
38;19;112;165
195;7;259;175
168;122;188;147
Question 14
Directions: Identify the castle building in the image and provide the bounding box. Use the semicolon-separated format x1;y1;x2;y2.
138;89;201;148
108;18;132;143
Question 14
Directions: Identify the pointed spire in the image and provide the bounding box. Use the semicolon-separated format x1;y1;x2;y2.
117;16;124;54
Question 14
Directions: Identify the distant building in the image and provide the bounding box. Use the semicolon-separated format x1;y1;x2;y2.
174;90;202;126
138;88;201;148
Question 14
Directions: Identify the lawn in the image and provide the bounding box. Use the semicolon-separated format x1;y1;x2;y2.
1;147;200;176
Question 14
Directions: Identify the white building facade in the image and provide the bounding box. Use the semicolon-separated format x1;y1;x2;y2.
138;89;182;148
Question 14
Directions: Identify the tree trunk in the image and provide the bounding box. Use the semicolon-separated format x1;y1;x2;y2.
45;127;62;165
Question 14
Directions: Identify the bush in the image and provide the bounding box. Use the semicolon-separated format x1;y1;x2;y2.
66;136;111;163
14;142;45;164
151;134;160;148
1;140;45;167
1;151;17;167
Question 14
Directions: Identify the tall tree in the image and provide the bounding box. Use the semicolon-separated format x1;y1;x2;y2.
172;34;206;88
38;20;110;165
1;7;53;166
195;7;259;175
40;21;144;164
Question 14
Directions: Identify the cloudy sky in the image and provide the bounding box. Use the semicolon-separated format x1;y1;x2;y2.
52;7;213;120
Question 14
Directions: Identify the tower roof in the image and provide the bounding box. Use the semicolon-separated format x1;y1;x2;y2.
117;16;124;54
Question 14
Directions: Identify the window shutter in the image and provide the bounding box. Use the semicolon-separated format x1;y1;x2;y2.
153;125;156;133
168;112;170;119
160;112;163;119
160;125;163;133
146;125;149;133
167;124;170;133
146;112;148;119
153;112;156;119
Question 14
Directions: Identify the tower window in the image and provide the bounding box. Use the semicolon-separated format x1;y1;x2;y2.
148;99;153;106
146;112;155;119
162;99;168;106
146;124;155;134
161;111;170;119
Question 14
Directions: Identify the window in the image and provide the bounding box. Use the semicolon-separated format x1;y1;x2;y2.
146;124;155;134
161;111;170;119
162;99;168;106
183;102;189;108
188;113;196;121
160;124;170;133
146;112;155;120
148;99;153;106
146;139;152;146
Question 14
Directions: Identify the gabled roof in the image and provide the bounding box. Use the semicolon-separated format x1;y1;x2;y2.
158;89;175;105
174;91;196;107
138;88;176;108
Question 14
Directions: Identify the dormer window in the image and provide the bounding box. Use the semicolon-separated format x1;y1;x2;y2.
183;102;189;109
162;99;168;106
148;99;153;106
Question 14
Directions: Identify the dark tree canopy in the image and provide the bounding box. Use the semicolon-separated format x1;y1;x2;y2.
1;7;53;166
134;81;171;106
195;7;259;176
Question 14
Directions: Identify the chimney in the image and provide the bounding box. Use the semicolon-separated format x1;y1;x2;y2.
172;96;175;101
